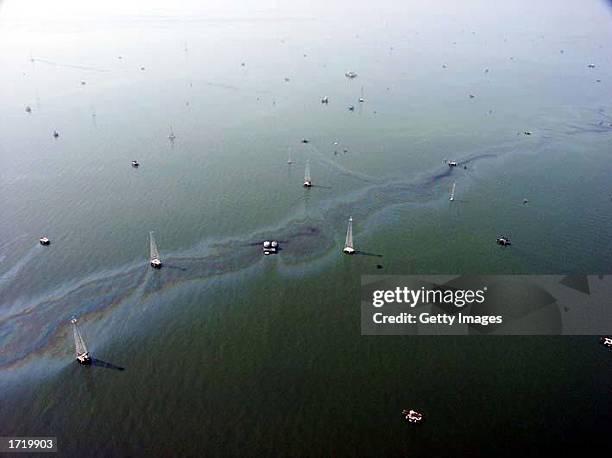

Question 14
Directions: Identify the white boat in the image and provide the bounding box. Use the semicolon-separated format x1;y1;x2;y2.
496;236;511;246
131;160;139;167
263;240;279;255
71;318;91;365
402;409;424;424
449;182;456;201
345;71;357;78
303;160;312;187
343;217;355;254
149;231;162;268
168;127;176;141
358;86;365;103
447;160;457;167
39;236;50;245
601;337;612;348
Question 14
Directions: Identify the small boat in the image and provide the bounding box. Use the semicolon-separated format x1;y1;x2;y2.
447;160;458;167
600;336;612;349
39;236;50;245
287;148;292;164
71;318;92;365
168;127;176;141
131;160;139;167
345;71;357;79
25;106;32;113
53;130;59;138
402;409;424;424
523;198;529;204
321;96;329;104
343;217;355;254
359;86;365;103
263;240;279;255
496;236;511;246
588;63;596;68
301;138;309;144
149;231;162;268
449;182;456;201
347;105;355;111
523;131;532;136
303;160;312;187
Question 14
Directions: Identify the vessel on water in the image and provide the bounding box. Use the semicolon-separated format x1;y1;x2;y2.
39;236;50;245
25;106;32;113
449;182;456;201
600;336;612;349
496;236;512;246
447;160;458;167
303;160;312;187
149;231;162;268
358;86;365;103
402;409;424;424
168;127;176;141
321;96;329;104
287;148;292;165
347;105;355;111
71;318;91;365
345;71;357;78
343;217;355;254
53;130;59;138
263;240;279;255
131;160;139;167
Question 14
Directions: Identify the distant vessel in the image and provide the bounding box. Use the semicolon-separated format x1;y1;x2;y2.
53;130;59;138
263;240;279;255
402;409;424;424
496;236;511;246
303;160;312;187
588;63;596;68
131;160;139;167
149;231;162;268
447;160;457;167
343;217;355;254
345;71;357;79
449;182;456;201
347;105;355;111
601;336;612;349
25;106;32;113
321;96;329;104
359;86;365;103
71;318;91;365
287;148;292;164
39;236;50;245
168;127;176;141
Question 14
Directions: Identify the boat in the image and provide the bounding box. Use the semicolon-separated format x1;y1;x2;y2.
523;198;529;204
321;96;329;104
600;336;612;349
447;160;458;167
71;318;92;365
588;63;596;68
168;127;176;141
53;130;59;138
449;182;456;201
149;231;162;268
287;148;292;165
303;160;312;187
345;71;357;78
359;86;365;103
343;217;355;254
347;105;355;111
25;106;32;113
131;160;139;167
301;138;309;144
39;236;50;245
402;409;424;424
263;240;279;255
523;131;532;136
496;236;511;246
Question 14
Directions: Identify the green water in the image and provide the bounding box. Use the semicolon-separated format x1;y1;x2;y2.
1;0;612;455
